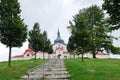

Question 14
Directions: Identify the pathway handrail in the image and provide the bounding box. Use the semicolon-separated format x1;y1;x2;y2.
27;60;49;80
26;59;55;80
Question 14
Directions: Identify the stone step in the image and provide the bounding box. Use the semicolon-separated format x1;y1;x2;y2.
21;75;43;80
28;70;68;75
44;74;70;79
46;71;69;74
44;73;69;77
20;59;70;80
48;68;67;71
21;74;70;80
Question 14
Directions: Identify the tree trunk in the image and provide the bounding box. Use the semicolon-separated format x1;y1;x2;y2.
8;46;12;67
43;52;45;59
81;50;84;62
70;53;71;58
74;54;75;58
92;51;96;58
35;52;36;60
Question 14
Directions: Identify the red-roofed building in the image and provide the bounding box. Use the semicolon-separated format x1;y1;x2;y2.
11;55;24;58
24;48;35;56
11;48;50;60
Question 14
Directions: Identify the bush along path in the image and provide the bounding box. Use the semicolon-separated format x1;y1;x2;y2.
20;59;70;80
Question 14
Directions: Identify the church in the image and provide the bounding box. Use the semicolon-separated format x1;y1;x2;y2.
52;30;69;58
11;29;69;60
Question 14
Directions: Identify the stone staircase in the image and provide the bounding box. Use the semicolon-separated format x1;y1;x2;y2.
20;59;70;80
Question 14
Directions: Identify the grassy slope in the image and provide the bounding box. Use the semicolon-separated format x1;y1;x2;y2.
65;58;120;80
0;59;46;80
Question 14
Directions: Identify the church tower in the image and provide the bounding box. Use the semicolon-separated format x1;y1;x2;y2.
53;29;69;58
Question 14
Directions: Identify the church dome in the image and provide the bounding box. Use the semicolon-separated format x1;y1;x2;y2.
54;29;65;44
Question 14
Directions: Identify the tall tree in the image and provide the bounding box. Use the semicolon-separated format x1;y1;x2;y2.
42;31;53;59
42;31;47;59
47;39;53;59
67;5;111;59
28;22;43;60
86;5;107;58
0;0;27;67
103;0;120;29
68;12;91;61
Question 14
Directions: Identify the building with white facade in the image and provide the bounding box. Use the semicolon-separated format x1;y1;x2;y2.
12;30;69;60
11;48;50;60
52;30;69;58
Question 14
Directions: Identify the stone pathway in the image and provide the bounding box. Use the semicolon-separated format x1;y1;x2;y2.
20;59;70;80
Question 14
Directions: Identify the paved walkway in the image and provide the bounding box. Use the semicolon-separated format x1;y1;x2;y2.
20;59;70;80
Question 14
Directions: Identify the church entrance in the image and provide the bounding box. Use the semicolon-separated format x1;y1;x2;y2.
58;54;61;59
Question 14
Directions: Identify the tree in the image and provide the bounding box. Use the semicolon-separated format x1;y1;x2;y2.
42;31;47;59
42;31;53;59
103;0;120;29
0;0;27;67
111;46;120;54
28;22;43;60
83;5;109;58
47;39;53;59
67;5;112;59
67;35;77;58
67;10;91;61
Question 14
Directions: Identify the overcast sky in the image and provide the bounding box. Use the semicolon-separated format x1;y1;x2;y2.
0;0;120;61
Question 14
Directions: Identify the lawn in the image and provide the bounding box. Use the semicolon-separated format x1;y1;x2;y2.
64;58;120;80
0;59;46;80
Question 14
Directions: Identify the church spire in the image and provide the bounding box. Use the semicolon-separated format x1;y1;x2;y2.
57;29;61;38
54;29;65;44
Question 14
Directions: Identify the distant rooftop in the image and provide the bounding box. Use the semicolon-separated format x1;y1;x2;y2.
54;29;65;44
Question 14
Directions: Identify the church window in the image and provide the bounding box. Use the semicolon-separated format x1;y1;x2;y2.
27;54;30;56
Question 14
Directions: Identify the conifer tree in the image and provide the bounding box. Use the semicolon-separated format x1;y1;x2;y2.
28;22;43;60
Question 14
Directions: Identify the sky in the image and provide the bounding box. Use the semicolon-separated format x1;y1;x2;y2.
0;0;120;61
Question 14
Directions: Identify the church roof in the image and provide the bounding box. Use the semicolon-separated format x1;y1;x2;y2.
54;29;65;44
24;48;35;56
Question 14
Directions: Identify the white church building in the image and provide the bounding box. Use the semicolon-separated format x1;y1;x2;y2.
52;29;69;58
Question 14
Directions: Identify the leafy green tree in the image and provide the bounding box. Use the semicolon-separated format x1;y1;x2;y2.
111;46;120;54
28;22;43;60
42;31;53;59
67;35;77;58
47;39;53;54
0;0;27;67
103;0;120;29
42;31;48;59
47;39;53;59
68;11;91;61
83;5;108;58
67;5;112;59
103;42;120;54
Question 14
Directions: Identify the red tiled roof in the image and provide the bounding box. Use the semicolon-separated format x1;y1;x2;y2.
24;48;35;56
11;54;24;58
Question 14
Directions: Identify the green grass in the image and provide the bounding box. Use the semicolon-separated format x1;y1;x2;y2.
65;58;120;80
0;59;46;80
